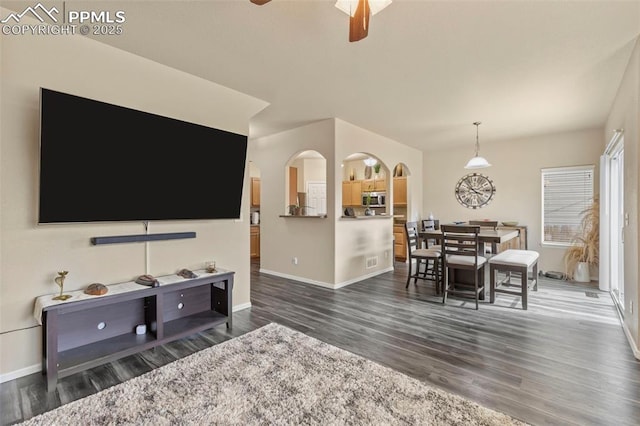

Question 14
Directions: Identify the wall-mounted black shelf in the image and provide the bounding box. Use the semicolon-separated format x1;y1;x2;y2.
90;232;196;245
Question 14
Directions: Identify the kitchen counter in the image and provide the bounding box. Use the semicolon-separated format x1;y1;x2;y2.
340;214;392;220
279;214;328;219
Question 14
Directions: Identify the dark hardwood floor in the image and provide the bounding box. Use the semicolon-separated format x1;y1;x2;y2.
2;260;639;425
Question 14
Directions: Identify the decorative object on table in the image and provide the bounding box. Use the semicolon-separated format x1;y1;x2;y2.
501;221;519;226
297;192;307;210
52;270;72;301
344;207;355;217
464;121;491;169
287;204;301;216
454;172;496;209
205;261;217;273
84;283;108;296
135;274;159;287
563;195;599;282
177;268;198;279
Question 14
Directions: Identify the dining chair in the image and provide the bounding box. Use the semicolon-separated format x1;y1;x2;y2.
404;221;442;293
469;220;499;255
441;224;487;309
421;219;441;251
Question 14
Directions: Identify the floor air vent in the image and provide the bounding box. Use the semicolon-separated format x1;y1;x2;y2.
585;292;599;298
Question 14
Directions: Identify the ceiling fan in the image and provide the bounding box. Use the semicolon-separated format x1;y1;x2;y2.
250;0;391;42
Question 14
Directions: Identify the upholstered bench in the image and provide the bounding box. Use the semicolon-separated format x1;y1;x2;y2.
489;249;539;310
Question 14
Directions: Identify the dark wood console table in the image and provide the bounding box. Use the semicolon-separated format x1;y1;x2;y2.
35;269;233;392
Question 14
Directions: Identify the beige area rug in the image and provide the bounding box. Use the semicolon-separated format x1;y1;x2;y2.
21;323;527;425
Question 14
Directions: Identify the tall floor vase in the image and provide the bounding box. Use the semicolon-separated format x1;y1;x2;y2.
574;262;590;282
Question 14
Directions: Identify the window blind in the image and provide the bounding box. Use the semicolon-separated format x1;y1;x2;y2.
542;166;594;244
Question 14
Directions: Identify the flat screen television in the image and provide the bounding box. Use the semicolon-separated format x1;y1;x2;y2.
38;88;247;223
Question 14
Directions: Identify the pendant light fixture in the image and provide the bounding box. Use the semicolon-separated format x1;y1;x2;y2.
363;157;378;167
464;121;491;169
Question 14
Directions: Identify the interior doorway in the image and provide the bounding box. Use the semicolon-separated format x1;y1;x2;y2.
307;181;327;216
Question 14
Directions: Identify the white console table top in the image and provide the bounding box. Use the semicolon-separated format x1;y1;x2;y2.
33;268;230;325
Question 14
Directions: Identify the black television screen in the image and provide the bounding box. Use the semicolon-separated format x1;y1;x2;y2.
38;88;247;223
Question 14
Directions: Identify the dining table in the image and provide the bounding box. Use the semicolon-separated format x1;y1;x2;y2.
418;226;520;301
418;227;520;254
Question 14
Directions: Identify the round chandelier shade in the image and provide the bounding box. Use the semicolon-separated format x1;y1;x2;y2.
363;157;378;167
464;122;491;169
464;156;491;169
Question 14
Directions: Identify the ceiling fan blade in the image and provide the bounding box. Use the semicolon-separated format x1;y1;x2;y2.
349;0;371;42
250;0;271;5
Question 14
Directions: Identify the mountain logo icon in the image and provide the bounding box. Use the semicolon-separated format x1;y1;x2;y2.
1;3;59;24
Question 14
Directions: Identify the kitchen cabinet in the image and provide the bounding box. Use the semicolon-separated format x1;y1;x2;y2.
393;224;406;261
393;177;407;205
250;225;260;258
362;178;386;192
251;178;260;207
342;180;362;206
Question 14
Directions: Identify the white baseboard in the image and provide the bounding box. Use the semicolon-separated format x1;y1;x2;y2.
0;364;41;383
1;304;252;383
233;302;252;312
622;322;640;360
620;315;640;360
611;294;640;360
259;267;394;290
334;267;395;289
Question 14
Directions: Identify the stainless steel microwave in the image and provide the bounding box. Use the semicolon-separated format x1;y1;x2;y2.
362;192;386;207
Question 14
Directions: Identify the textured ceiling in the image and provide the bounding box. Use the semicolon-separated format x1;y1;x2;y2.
10;0;640;151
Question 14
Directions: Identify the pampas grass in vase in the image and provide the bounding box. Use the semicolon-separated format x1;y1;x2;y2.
563;196;599;281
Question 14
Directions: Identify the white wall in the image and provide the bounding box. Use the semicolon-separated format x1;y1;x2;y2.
423;128;603;273
250;120;336;285
249;118;423;287
249;161;261;178
606;37;639;356
335;119;423;284
0;11;267;378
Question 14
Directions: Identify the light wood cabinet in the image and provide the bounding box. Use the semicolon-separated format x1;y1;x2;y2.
393;177;407;205
393;224;406;261
342;180;362;206
250;225;260;258
362;178;386;192
251;178;260;207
